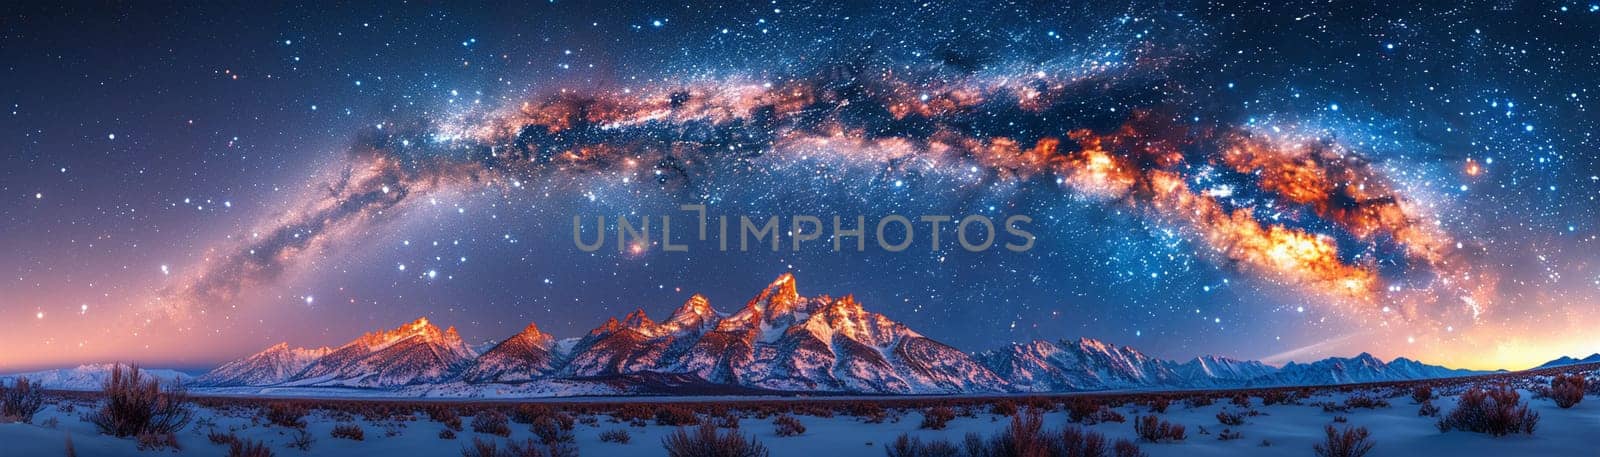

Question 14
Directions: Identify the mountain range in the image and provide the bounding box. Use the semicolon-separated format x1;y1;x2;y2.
1537;353;1600;368
7;274;1495;396
0;363;194;391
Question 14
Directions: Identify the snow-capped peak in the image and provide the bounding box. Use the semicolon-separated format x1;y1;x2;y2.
2;364;193;391
195;342;331;387
747;272;801;321
194;275;1488;396
591;317;623;336
663;294;719;333
516;322;550;342
354;316;459;351
621;308;657;332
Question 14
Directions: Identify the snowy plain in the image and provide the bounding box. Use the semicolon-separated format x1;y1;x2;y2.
1;385;1595;457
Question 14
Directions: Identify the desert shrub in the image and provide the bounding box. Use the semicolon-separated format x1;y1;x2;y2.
1230;394;1251;408
429;405;464;431
1332;415;1347;423
792;403;835;418
711;410;741;429
1551;374;1585;409
1259;390;1291;406
209;429;238;445
553;411;576;430
330;423;365;441
1344;394;1389;410
472;410;512;437
540;435;579;457
970;411;1051;456
1066;397;1097;421
964;410;1140;457
287;429;314;451
772;414;806;436
226;438;273;457
600;428;632;444
885;434;961;457
1184;396;1214;408
1418;401;1440;417
1437;386;1539;436
920;406;956;430
86;364;193;438
1133;415;1185;443
1411;385;1433;403
1216;409;1245;426
326;409;355;422
1147;398;1170;413
459;437;572;457
529;415;578;456
1067;398;1124;424
845;401;887;423
462;437;502;457
656;405;700;426
862;406;888;424
662;424;770;457
1113;439;1148;457
990;400;1018;417
0;377;45;423
512;404;552;424
613;404;651;422
1319;401;1350;413
1313;425;1375;457
263;402;308;429
440;429;457;439
1055;424;1109;456
1218;428;1243;441
135;431;180;451
1020;397;1057;412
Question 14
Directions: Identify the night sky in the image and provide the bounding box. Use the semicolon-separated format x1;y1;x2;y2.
4;1;1598;373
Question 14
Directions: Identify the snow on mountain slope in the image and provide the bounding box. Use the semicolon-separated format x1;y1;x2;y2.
195;343;331;386
561;274;1009;394
980;341;1477;392
195;274;1487;397
458;322;558;383
1;364;193;391
1244;353;1479;387
1537;353;1600;368
286;317;476;387
1175;355;1279;382
979;338;1196;391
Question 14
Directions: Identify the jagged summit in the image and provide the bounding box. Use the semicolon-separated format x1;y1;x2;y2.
195;341;331;387
662;294;719;333
353;316;463;351
198;274;1485;395
746;272;802;320
621;308;657;331
460;320;558;383
288;316;476;387
518;322;548;338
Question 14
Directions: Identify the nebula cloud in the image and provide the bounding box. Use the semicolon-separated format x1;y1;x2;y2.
158;64;1489;326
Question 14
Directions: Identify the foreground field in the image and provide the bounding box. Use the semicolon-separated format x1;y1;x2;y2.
0;364;1595;456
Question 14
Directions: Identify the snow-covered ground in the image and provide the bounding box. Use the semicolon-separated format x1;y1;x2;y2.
1;388;1594;456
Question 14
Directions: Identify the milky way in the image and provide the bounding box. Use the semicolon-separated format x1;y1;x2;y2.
4;1;1598;371
169;63;1485;332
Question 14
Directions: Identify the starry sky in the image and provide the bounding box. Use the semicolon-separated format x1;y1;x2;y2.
3;1;1598;373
